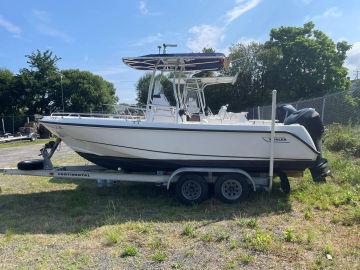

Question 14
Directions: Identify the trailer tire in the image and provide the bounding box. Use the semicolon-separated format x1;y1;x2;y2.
175;173;208;205
30;133;37;141
17;159;44;170
215;173;250;203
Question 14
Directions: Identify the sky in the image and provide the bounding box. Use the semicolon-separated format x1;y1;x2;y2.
1;0;360;103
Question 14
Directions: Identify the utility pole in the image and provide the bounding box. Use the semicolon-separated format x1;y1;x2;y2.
354;69;360;80
60;73;64;112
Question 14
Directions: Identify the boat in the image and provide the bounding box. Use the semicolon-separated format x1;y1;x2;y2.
39;51;329;181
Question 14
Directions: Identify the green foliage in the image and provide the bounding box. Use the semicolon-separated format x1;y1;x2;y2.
324;124;360;158
206;42;271;111
0;69;20;115
182;224;196;238
205;22;352;111
5;228;14;241
293;180;359;210
284;228;296;242
266;22;351;100
246;218;258;229
345;206;360;225
103;227;122;246
171;261;183;269
121;245;138;257
323;244;334;256
229;239;238;250
216;229;230;242
240;254;255;265
200;232;214;242
136;73;175;106
243;231;272;252
61;69;117;113
327;154;360;186
151;251;167;262
148;237;167;249
304;209;313;220
0;50;117;116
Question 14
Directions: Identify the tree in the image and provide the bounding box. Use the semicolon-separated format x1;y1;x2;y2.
136;73;175;106
206;22;351;111
17;50;62;114
12;50;118;114
60;69;117;112
0;69;16;115
205;42;275;112
265;21;351;101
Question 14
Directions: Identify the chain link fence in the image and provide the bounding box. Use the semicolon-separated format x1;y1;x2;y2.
0;115;37;135
2;89;359;134
247;88;360;125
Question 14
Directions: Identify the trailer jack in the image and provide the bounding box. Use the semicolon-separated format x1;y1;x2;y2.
17;138;61;171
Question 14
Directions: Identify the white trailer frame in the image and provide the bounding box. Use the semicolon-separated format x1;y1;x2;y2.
1;165;272;191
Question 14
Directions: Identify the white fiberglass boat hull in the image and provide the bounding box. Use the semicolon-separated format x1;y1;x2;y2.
40;116;319;172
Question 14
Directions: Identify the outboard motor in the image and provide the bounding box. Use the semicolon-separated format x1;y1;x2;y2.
277;105;331;182
276;104;297;123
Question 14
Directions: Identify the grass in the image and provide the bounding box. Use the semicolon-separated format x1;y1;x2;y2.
240;253;255;265
0;138;49;149
103;227;122;246
0;126;359;269
121;245;138;257
243;230;272;252
324;124;360;158
181;224;196;238
200;232;213;242
151;251;167;262
216;229;230;242
283;228;296;242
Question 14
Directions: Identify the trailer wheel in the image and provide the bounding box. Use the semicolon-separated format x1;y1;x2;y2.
175;174;208;205
30;133;37;141
215;173;250;203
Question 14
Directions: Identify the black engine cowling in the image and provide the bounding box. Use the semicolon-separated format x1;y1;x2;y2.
277;105;330;182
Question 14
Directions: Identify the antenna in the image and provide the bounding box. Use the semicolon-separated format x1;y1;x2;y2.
162;43;177;54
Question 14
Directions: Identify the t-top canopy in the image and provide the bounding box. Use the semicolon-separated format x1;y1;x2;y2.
122;53;226;71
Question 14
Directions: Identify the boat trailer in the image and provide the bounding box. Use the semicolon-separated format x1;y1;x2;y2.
1;91;293;204
1;132;289;204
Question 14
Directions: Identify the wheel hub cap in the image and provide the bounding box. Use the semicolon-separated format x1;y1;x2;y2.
221;179;242;200
182;180;202;201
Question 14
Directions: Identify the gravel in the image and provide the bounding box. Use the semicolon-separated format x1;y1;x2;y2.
0;142;73;168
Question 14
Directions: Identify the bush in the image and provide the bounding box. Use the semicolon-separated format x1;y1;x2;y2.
324;124;360;157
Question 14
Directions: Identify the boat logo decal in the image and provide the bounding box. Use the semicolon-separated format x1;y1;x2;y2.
262;136;289;143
